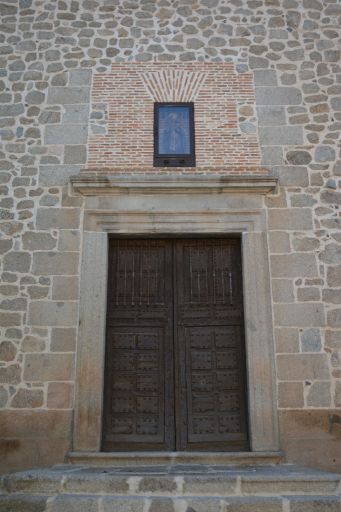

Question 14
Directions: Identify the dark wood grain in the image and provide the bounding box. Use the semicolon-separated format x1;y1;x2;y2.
102;238;249;452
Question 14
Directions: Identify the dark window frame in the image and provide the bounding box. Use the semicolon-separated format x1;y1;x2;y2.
154;102;196;167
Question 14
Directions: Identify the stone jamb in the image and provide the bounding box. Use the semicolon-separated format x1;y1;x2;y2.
72;175;279;453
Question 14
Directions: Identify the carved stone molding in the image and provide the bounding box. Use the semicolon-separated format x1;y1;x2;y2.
71;171;278;196
72;176;279;454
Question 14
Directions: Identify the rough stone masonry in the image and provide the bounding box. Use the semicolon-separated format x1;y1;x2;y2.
0;0;340;473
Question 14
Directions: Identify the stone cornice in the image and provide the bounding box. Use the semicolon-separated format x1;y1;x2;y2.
70;170;278;196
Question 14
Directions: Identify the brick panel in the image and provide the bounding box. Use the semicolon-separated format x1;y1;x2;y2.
87;63;262;172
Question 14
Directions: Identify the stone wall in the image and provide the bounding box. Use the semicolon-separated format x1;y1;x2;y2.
0;0;340;473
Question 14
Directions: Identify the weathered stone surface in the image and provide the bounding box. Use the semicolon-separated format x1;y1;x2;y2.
32;252;79;276
0;386;8;407
0;364;21;385
64;145;87;164
259;126;303;145
268;208;313;230
0;496;48;512
325;330;341;350
39;110;61;124
22;232;57;251
0;341;16;362
268;232;291;254
51;328;77;352
292;237;319;251
28;301;78;327
64;474;129;494
0;239;12;254
102;498;144;511
253;70;277;86
47;382;73;409
262;146;283;166
257;106;286;126
36;208;80;230
275;328;300;353
335;382;341;408
63;104;89;124
45;126;88;145
272;279;294;302
322;289;341;305
0;312;21;327
11;388;44;408
320;190;341;206
307;382;331;407
0;410;72;441
277;354;330;380
289;496;341;511
47;87;90;105
24;353;74;381
3;252;31;273
70;69;92;86
149;499;174;512
58;230;80;251
290;194;319;208
319;244;341;265
21;335;46;352
297;287;320;302
25;91;45;105
327;309;341;328
49;495;98;512
271;254;318;278
183;475;237;495
256;87;302;105
315;145;336;162
286;151;312;165
0;298;27;311
274;304;325;327
52;276;79;300
39;164;82;186
301;329;322;352
278;382;304;408
223;498;283;511
327;266;341;287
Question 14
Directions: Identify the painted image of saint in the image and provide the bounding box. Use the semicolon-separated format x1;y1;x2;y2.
158;107;191;155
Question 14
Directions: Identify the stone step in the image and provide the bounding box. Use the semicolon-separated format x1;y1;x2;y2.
67;451;284;467
0;494;341;512
1;464;340;498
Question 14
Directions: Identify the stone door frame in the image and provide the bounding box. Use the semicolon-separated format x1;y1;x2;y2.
71;173;279;453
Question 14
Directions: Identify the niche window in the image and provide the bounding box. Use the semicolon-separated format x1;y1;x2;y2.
154;103;195;167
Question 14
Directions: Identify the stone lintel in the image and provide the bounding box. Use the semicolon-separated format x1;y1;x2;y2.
70;170;278;196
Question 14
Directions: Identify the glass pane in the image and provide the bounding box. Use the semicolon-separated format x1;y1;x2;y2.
158;106;191;155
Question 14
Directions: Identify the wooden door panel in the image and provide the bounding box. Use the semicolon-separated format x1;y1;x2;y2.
103;238;249;452
104;326;166;444
175;239;249;451
102;239;174;451
184;325;248;447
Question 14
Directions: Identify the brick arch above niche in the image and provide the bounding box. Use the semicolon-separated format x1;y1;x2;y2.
139;69;208;102
87;62;262;172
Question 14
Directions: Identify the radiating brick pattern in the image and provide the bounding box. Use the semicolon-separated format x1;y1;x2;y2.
139;69;208;102
87;63;262;170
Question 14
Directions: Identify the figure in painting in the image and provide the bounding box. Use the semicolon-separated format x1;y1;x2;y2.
159;107;190;155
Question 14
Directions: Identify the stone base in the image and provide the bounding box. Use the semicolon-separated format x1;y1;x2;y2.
0;410;72;475
279;410;341;472
0;463;340;511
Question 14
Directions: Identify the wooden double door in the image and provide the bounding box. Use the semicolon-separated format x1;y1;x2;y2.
102;238;249;452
